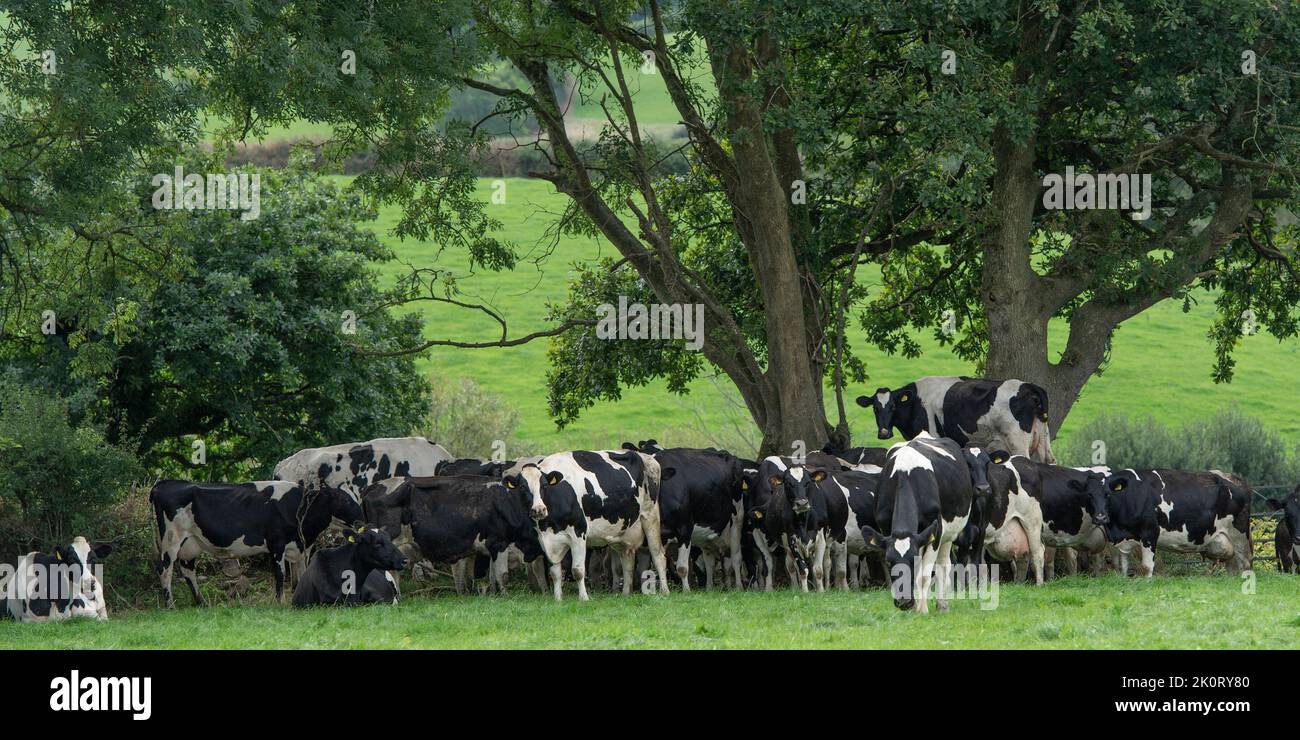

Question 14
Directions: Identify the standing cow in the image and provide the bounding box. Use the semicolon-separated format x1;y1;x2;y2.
507;450;669;601
1267;487;1299;573
741;452;844;591
860;433;984;613
631;446;746;591
1082;469;1252;576
857;377;1055;463
273;436;453;501
149;479;362;606
816;467;883;590
988;459;1112;579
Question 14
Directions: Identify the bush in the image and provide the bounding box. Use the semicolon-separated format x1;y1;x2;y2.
415;375;526;459
1059;406;1300;486
0;379;143;552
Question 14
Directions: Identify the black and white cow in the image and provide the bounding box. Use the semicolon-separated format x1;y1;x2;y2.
857;377;1056;463
990;459;1111;579
273;436;453;501
149;479;362;606
764;463;849;592
361;474;542;593
291;525;408;607
630;446;746;591
1266;487;1299;573
0;537;112;622
972;447;1048;583
741;452;844;591
1082;469;1252;576
822;443;890;468
859;432;979;613
435;457;514;477
508;450;669;601
815;467;883;590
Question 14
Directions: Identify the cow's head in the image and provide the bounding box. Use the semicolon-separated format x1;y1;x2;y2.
56;537;112;620
856;386;913;440
771;465;824;517
1095;470;1144;539
505;464;553;521
740;468;763;525
1069;470;1111;526
961;445;1007;497
347;524;408;571
862;521;939;611
1267;489;1300;549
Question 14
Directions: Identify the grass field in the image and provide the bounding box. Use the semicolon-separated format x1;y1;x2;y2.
3;574;1294;649
352;176;1300;458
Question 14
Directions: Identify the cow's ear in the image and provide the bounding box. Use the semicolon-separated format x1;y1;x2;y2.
855;395;871;408
621;442;637;451
768;474;783;488
1266;498;1284;511
661;466;677;481
990;450;1010;465
860;525;884;549
741;478;749;491
545;471;564;486
503;476;517;490
1110;479;1127;493
92;543;113;559
897;391;910;403
810;469;827;482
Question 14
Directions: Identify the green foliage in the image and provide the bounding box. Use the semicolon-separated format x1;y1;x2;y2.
0;378;142;546
1059;408;1300;485
416;374;525;459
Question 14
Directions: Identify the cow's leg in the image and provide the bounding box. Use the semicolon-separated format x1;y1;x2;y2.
619;545;636;595
570;537;589;602
1061;546;1078;576
812;535;827;593
701;549;717;590
674;541;692;592
490;550;510;594
755;535;775;592
831;540;849;591
934;539;955;612
541;534;569;602
1139;544;1155;578
847;553;860;589
1024;518;1046;586
636;502;670;595
272;548;290;604
179;558;203;606
157;542;179;609
1042;546;1057;580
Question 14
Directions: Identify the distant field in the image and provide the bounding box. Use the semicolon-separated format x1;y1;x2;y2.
3;575;1293;649
347;176;1300;458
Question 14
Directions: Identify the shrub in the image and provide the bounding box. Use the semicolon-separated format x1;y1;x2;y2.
415;375;525;459
1059;406;1300;486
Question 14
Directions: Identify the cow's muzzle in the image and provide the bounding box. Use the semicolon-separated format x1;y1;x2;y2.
530;505;548;521
792;498;811;514
975;483;991;496
877;428;891;439
1091;513;1109;526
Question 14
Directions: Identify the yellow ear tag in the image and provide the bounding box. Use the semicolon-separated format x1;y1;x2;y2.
741;480;748;490
347;535;356;542
754;511;763;519
56;551;62;561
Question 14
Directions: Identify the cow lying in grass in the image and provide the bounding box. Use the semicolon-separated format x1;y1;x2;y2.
0;537;112;622
292;525;407;607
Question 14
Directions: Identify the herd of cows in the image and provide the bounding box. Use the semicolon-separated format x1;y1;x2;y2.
3;376;1298;622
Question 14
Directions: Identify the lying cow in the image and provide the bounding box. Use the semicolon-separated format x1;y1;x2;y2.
857;377;1055;463
149;479;362;606
631;445;745;591
362;474;542;593
509;449;669;601
1267;487;1299;573
0;537;112;622
292;525;408;607
860;433;981;613
1083;469;1252;576
273;436;453;500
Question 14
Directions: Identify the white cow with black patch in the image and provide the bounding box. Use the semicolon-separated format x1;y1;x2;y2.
507;449;670;601
859;432;980;613
1;537;111;622
273;436;453;501
857;377;1056;463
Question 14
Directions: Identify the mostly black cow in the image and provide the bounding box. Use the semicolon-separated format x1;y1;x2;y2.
860;433;979;613
630;445;745;591
1083;469;1252;576
149;479;362;606
857;377;1055;463
292;525;408;607
435;457;513;477
1267;487;1299;573
362;474;542;593
273;436;452;500
0;537;111;622
741;452;843;591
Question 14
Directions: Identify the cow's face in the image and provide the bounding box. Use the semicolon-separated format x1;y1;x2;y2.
349;525;409;571
771;466;823;517
1070;470;1110;526
1098;470;1143;536
507;465;551;521
856;387;905;439
327;487;365;526
962;446;1006;497
57;537;111;620
1267;491;1300;548
864;522;938;610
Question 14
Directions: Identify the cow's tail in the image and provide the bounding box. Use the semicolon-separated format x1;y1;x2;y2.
1027;383;1056;464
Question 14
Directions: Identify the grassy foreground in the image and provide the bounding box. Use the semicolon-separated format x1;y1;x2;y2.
3;574;1296;649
